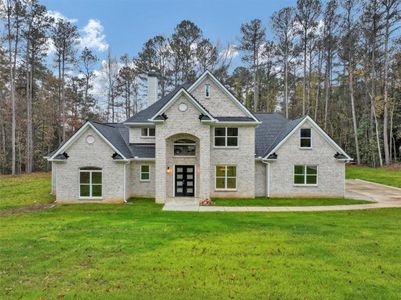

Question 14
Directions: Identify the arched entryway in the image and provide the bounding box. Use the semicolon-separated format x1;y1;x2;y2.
165;133;200;198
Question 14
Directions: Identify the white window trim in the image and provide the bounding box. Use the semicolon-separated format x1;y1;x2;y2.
214;127;239;148
173;141;197;157
79;169;103;199
141;127;156;138
205;83;211;98
140;165;150;182
293;165;318;187
215;165;237;191
299;128;312;149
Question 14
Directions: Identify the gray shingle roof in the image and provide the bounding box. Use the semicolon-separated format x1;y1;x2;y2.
254;113;305;157
129;143;155;158
91;121;133;159
215;116;256;122
48;114;306;160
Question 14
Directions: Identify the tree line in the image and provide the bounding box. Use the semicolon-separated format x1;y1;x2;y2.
0;0;400;175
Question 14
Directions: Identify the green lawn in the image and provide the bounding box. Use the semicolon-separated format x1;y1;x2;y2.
213;197;372;206
1;173;401;299
0;172;54;210
346;165;401;188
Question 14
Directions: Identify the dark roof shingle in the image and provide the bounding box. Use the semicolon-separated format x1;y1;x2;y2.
254;113;305;157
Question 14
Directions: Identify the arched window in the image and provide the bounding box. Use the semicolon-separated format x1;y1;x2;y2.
79;167;102;198
174;139;196;157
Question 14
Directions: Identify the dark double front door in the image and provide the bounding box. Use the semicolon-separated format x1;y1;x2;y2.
175;165;195;197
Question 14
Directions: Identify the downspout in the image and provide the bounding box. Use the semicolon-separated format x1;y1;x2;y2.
260;158;271;198
123;162;128;203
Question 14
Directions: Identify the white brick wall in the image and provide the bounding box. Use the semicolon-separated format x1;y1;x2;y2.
155;94;211;203
255;161;267;197
269;120;345;197
128;127;156;144
129;161;155;198
210;126;256;198
53;127;126;203
190;77;247;117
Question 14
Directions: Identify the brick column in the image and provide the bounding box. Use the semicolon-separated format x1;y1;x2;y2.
155;137;166;203
198;134;210;200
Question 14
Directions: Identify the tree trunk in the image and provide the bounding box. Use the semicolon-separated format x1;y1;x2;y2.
61;52;66;141
284;54;289;118
349;70;360;165
383;18;390;165
26;42;34;173
302;31;307;116
6;0;19;175
314;47;322;121
253;66;259;111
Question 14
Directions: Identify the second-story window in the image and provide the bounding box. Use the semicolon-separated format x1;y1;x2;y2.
300;128;312;148
141;127;155;137
214;127;238;147
205;84;211;98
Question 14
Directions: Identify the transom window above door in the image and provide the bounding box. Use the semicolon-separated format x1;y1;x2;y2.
174;139;196;156
141;127;155;137
214;127;238;147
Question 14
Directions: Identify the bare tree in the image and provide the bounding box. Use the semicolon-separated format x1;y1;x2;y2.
238;19;266;111
381;0;401;165
271;7;296;118
51;18;78;142
296;0;321;115
340;0;361;164
3;0;25;174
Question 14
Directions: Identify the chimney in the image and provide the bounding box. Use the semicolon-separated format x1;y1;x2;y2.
147;72;158;107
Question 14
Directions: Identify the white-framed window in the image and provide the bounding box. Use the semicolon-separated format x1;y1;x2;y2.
141;127;155;137
214;127;238;147
79;167;102;198
205;83;211;98
140;165;150;181
215;165;237;190
294;165;318;185
174;139;196;156
300;128;312;148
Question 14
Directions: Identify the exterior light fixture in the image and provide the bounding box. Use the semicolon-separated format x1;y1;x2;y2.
166;167;171;174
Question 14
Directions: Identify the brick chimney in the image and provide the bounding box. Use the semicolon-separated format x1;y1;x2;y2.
147;72;158;107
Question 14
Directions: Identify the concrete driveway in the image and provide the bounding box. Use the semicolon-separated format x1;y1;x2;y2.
163;179;401;212
345;179;401;205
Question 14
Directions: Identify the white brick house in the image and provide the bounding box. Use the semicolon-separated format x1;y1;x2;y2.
46;71;351;203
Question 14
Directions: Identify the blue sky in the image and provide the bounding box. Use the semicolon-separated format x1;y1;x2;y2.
42;0;296;62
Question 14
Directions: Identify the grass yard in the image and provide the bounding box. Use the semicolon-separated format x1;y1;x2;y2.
346;165;401;188
1;173;401;299
0;172;53;210
213;197;372;206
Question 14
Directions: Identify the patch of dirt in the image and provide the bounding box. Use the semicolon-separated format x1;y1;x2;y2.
0;203;56;216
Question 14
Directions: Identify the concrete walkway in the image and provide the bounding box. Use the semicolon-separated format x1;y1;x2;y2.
162;179;401;212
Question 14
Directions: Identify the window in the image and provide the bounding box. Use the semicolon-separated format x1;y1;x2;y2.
174;139;196;156
214;127;238;147
300;128;312;148
79;168;102;198
205;84;211;98
215;165;237;190
294;165;317;185
141;127;155;137
140;165;150;181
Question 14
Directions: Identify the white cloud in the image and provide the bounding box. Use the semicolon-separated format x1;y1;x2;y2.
78;19;109;52
47;10;77;23
220;44;239;60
